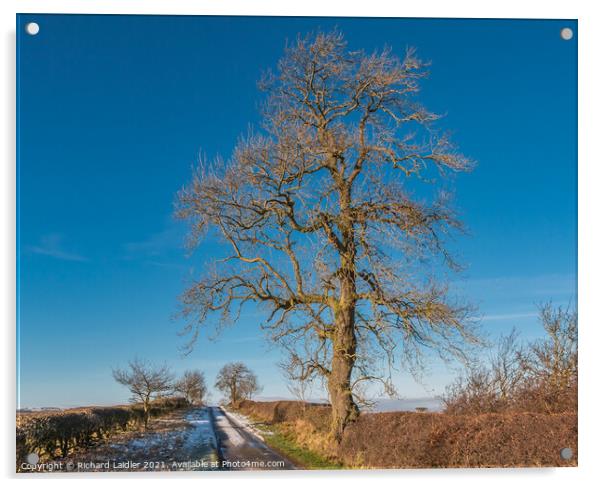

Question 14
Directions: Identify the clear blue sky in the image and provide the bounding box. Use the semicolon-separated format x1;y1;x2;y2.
17;15;577;408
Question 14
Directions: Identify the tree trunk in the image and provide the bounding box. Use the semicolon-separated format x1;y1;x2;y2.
231;382;238;408
327;183;360;442
328;302;360;443
143;401;150;430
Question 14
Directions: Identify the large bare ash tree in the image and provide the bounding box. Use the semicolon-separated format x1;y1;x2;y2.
177;31;479;441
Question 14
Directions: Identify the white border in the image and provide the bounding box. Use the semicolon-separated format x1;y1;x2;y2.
2;1;601;486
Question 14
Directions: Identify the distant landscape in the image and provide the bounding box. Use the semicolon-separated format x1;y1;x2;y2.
18;397;442;415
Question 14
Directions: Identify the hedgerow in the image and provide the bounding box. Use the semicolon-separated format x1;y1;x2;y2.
16;397;188;470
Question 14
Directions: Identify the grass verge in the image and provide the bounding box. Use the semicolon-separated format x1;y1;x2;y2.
251;418;343;469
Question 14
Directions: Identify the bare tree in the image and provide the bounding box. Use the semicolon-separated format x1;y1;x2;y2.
443;304;577;415
214;362;261;406
517;303;577;412
112;359;174;429
280;359;313;411
442;330;524;414
174;370;208;405
520;303;577;390
490;328;523;401
177;30;479;441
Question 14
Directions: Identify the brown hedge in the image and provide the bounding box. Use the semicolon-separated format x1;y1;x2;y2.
16;397;189;470
236;400;577;468
238;399;330;426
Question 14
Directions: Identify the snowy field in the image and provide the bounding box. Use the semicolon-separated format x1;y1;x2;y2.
71;408;219;472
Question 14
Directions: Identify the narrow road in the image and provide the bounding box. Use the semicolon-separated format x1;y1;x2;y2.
211;406;296;470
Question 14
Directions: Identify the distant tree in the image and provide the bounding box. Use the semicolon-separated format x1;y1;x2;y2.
112;359;174;429
214;362;261;406
177;30;478;441
174;370;207;405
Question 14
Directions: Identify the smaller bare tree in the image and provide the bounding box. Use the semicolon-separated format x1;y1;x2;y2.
519;303;577;390
215;362;261;407
490;328;524;402
280;360;313;412
516;303;577;412
112;359;174;429
174;370;207;405
443;303;577;414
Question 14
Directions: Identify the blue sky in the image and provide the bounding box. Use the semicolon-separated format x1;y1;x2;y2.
17;15;577;408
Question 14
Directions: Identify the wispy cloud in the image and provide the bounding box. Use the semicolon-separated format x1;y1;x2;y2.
27;234;87;262
229;335;264;344
123;224;185;259
455;273;576;297
481;312;538;322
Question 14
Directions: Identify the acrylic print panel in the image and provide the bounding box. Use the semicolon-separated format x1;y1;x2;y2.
16;14;577;472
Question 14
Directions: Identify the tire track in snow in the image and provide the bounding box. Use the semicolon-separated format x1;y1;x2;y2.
211;406;295;470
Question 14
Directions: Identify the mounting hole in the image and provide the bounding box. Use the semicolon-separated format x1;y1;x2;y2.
560;447;573;460
560;27;573;41
25;22;40;36
26;452;39;465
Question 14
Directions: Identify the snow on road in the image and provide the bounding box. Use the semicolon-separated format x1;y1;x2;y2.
72;406;294;471
222;408;269;441
212;408;247;446
212;407;295;470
